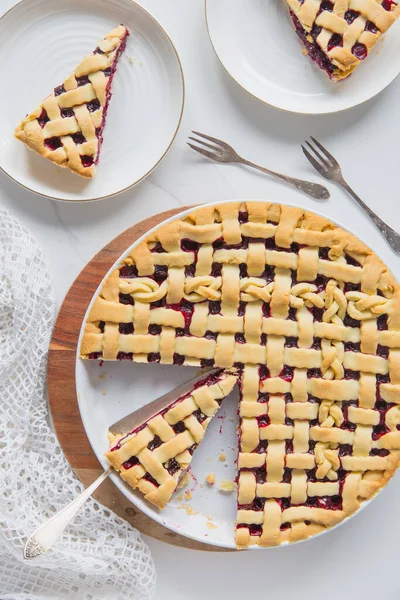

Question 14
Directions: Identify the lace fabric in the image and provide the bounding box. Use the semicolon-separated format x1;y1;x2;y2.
0;207;156;600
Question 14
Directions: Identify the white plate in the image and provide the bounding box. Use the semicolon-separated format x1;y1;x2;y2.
76;200;380;549
205;0;400;115
0;0;184;202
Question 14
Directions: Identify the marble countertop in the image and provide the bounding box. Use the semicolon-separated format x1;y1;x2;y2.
1;0;400;598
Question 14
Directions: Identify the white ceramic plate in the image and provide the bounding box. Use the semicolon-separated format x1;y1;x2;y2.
0;0;184;202
205;0;400;115
76;200;380;549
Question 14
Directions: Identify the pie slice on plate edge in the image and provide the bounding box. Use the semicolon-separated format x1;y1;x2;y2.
285;0;400;81
80;201;400;548
15;25;129;178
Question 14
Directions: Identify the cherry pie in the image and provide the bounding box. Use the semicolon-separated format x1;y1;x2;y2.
15;25;129;178
106;369;237;509
285;0;400;80
80;201;400;547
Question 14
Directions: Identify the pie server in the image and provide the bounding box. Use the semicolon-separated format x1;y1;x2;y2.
23;369;218;560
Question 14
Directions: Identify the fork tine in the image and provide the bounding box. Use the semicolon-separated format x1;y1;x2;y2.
305;141;330;168
188;136;221;152
301;145;330;180
187;142;223;162
310;136;339;167
191;131;229;149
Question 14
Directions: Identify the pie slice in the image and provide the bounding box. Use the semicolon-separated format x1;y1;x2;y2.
15;25;129;178
105;369;238;509
81;201;400;547
285;0;400;80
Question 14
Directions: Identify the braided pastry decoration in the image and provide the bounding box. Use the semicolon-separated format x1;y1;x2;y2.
80;202;400;548
15;25;129;178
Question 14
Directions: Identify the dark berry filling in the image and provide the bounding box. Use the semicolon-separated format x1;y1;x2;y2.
37;109;50;128
61;108;75;118
44;137;62;151
122;456;139;470
147;436;162;451
54;84;66;96
87;99;101;113
352;42;368;60
119;322;134;335
76;75;91;86
71;132;86;145
117;351;133;361
120;264;138;278
119;292;134;305
81;155;94;168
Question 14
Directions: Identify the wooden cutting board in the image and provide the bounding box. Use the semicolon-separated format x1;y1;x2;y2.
47;207;230;551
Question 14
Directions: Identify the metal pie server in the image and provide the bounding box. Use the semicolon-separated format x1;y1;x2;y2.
23;369;218;560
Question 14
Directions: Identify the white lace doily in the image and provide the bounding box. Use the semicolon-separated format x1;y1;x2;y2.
0;207;156;600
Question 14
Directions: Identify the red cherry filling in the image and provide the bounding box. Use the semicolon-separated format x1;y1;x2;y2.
147;436;162;451
44;137;63;151
345;9;360;23
61;108;75;119
382;0;397;9
117;351;133;361
119;292;134;305
87;99;101;113
365;20;378;33
76;75;91;87
172;421;186;434
81;155;94;168
327;33;343;52
165;458;180;475
352;42;368;60
54;84;66;96
119;264;138;278
71;132;86;145
119;322;134;335
37;109;50;128
143;473;159;487
122;456;140;470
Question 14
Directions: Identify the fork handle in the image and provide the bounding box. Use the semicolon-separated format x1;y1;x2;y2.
240;158;330;200
23;466;113;560
341;181;400;254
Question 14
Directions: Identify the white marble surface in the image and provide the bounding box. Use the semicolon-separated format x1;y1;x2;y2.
2;0;400;598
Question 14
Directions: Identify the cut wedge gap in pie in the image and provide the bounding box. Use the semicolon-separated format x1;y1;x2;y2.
105;369;238;509
81;201;400;547
15;25;129;178
285;0;400;81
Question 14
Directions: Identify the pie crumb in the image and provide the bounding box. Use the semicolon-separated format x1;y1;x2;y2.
205;473;215;485
219;479;236;493
218;453;226;462
129;56;134;64
178;503;198;516
206;520;218;530
176;493;184;501
177;472;191;489
184;489;192;500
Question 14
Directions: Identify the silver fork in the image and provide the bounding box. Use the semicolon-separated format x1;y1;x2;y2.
188;131;330;201
302;137;400;254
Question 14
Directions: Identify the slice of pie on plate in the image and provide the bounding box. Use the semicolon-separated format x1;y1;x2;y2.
15;25;129;178
285;0;400;80
105;369;238;509
80;201;400;547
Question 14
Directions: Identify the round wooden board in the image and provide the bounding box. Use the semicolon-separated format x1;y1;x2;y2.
48;207;232;551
